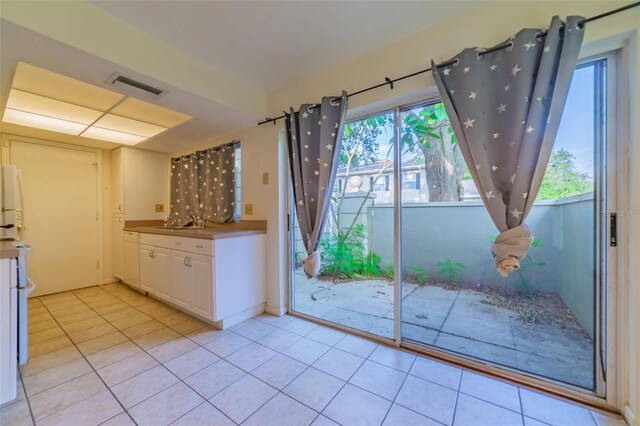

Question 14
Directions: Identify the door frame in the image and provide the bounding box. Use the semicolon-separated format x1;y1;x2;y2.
0;134;104;289
285;45;629;412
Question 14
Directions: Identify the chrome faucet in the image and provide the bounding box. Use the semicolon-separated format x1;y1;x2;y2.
187;212;197;227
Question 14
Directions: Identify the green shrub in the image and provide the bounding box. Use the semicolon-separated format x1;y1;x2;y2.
410;267;429;284
437;258;464;282
515;238;545;294
319;223;382;279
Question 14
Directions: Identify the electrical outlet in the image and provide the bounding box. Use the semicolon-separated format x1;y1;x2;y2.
155;204;164;212
262;173;269;185
245;203;253;215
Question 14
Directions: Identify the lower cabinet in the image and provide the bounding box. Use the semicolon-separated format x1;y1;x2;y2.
170;251;213;319
139;233;266;326
139;245;170;301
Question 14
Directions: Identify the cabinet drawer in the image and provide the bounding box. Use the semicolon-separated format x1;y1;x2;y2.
171;237;213;256
140;233;172;248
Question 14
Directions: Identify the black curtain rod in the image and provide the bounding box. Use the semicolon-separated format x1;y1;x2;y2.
258;2;639;126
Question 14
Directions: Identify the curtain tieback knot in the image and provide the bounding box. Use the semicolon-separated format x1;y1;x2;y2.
303;251;321;278
491;223;533;277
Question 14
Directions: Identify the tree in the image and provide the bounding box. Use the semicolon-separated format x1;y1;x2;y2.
538;149;592;200
400;103;466;201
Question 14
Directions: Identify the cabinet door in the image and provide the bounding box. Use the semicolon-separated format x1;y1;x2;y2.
190;254;213;320
123;237;140;288
111;148;123;213
139;245;154;293
151;248;171;302
170;251;191;310
112;215;124;279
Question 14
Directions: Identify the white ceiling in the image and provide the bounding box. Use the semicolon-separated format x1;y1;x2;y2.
0;20;256;153
90;1;483;91
1;1;484;153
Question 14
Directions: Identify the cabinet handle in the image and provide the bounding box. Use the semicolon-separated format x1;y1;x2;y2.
150;250;155;258
184;257;188;267
188;257;192;267
196;244;203;249
175;242;182;246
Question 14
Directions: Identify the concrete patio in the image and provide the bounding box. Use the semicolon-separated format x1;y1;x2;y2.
293;270;594;389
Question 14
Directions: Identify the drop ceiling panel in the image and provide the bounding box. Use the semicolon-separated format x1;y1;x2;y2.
2;109;87;135
82;126;145;145
7;89;103;124
111;97;191;127
12;62;124;110
93;113;166;137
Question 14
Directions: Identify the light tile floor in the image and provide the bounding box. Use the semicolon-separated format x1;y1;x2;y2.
0;283;627;426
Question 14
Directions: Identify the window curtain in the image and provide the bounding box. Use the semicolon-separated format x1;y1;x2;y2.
431;16;584;276
286;91;348;278
170;141;238;225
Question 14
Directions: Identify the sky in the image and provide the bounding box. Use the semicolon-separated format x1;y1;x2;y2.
367;62;597;177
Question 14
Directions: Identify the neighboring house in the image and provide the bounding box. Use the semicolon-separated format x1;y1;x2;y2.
335;160;481;203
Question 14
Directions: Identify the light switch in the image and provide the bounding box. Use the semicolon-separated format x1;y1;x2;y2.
155;204;164;212
262;173;269;185
245;203;253;215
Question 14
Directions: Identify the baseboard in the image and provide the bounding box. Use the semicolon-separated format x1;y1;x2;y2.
215;303;265;329
265;305;287;316
624;404;637;426
102;278;120;285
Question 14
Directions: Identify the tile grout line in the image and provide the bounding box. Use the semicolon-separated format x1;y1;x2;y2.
28;293;135;425
449;368;464;426
17;369;36;426
98;285;244;425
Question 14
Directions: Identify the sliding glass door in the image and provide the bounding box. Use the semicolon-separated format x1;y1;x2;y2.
290;112;396;339
289;57;614;393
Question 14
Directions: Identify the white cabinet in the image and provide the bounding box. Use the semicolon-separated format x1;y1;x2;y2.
111;147;169;220
190;254;214;319
139;233;265;327
122;232;140;288
170;250;192;310
112;215;124;279
0;258;17;404
139;244;170;302
111;146;168;283
171;251;213;318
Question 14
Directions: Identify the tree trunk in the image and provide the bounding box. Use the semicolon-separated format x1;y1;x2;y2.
419;131;466;201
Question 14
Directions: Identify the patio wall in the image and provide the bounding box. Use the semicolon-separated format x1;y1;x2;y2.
369;193;595;337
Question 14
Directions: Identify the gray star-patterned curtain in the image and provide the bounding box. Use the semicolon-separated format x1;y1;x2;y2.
286;91;348;278
432;16;584;276
170;141;238;225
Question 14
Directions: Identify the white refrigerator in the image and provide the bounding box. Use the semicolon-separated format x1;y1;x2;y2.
0;165;33;404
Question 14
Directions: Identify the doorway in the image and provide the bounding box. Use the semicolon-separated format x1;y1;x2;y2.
288;55;618;396
6;138;101;296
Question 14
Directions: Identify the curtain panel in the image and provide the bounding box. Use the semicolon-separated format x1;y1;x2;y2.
432;16;584;276
286;92;348;278
170;141;238;225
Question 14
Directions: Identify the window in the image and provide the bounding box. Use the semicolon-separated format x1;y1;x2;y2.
373;175;390;192
403;172;420;190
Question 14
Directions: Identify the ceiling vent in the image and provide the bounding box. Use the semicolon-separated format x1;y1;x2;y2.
107;73;164;97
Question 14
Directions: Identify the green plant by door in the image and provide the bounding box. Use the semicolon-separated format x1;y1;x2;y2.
437;258;465;282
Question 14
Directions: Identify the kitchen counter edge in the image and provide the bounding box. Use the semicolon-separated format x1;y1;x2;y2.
123;226;266;240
